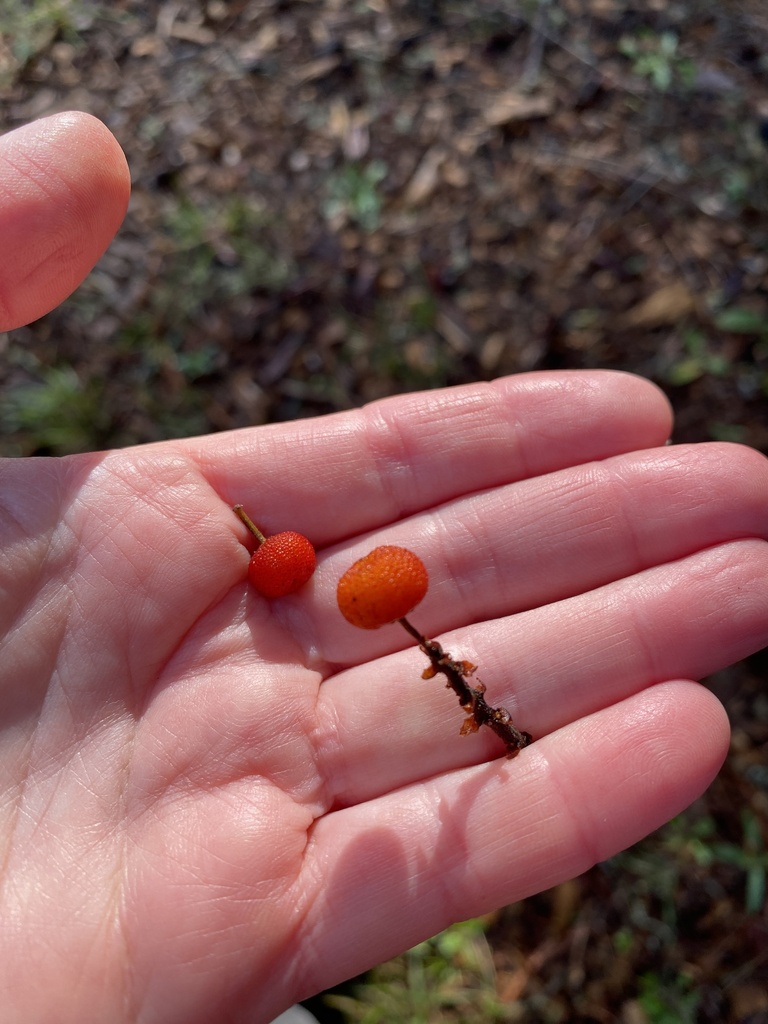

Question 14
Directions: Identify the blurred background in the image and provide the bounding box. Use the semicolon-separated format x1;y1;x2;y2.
1;1;767;1020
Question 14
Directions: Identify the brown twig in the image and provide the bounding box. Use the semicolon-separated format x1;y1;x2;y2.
398;617;532;758
232;504;267;544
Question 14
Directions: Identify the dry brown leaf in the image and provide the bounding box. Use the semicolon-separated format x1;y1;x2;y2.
293;56;341;84
236;23;280;65
169;22;216;45
436;307;472;353
327;99;350;139
130;34;166;58
485;91;554;126
730;983;768;1018
404;147;447;205
618;282;696;329
479;332;507;374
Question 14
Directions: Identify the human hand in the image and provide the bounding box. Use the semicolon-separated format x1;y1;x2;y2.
2;114;768;1024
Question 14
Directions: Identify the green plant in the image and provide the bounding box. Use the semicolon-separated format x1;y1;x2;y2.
664;329;730;386
676;810;768;915
707;423;747;443
324;160;388;232
157;195;294;325
725;810;768;914
67;193;298;447
407;289;439;333
324;917;513;1023
0;0;89;72
1;364;105;454
611;811;768;928
351;292;458;394
637;970;700;1024
619;30;696;93
714;306;768;337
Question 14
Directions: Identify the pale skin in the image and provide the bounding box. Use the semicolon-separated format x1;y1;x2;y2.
2;112;768;1024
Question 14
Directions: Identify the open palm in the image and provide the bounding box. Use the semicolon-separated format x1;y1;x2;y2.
2;114;768;1024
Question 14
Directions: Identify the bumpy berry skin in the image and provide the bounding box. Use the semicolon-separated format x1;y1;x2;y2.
248;531;316;598
337;545;428;629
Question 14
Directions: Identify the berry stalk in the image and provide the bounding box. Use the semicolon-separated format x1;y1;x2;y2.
233;503;267;545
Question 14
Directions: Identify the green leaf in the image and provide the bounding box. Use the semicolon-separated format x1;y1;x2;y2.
746;866;766;915
714;307;768;334
665;358;703;386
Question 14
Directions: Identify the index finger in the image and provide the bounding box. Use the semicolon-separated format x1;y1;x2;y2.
187;370;673;545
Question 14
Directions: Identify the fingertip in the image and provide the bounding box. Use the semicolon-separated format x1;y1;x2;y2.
569;368;675;446
611;369;674;441
49;110;131;206
0;111;131;330
633;679;731;795
549;679;731;863
495;368;675;468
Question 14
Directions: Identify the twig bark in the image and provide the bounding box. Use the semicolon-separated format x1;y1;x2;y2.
398;617;532;758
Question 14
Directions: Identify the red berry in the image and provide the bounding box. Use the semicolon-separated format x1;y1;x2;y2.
233;505;316;599
248;531;316;598
337;545;428;629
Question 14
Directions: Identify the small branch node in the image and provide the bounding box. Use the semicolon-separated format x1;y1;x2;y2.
397;616;532;758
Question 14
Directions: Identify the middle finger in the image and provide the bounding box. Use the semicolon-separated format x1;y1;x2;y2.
309;441;768;664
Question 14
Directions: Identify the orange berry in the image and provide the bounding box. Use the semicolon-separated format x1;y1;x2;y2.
337;545;428;629
248;531;316;598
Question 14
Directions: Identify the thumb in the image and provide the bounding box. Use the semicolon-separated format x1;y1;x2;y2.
0;111;130;331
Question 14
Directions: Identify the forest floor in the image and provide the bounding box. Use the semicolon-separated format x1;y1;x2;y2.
2;2;768;1021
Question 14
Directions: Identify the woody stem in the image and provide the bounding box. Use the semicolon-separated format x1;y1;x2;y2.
233;504;267;545
397;617;532;758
